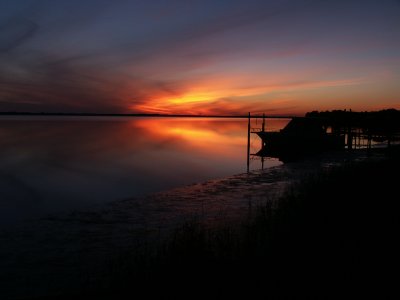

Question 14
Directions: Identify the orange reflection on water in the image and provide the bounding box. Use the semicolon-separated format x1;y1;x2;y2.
0;116;290;225
134;117;247;157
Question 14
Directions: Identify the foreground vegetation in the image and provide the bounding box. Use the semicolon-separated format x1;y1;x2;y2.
46;148;400;299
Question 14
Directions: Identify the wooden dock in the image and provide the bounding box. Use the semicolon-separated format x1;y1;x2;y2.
246;110;400;167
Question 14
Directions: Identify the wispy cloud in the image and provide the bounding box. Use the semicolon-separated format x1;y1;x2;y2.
0;0;399;114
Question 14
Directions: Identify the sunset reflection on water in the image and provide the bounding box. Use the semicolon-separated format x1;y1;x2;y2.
0;116;288;225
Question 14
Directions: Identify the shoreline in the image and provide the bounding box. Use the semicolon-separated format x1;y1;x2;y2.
0;149;388;299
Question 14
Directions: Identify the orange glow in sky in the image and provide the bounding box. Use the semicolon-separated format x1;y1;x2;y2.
131;73;397;116
1;0;399;115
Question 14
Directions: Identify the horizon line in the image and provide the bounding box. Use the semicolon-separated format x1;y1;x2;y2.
0;111;298;119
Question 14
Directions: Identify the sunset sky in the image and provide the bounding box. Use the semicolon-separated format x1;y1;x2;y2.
0;0;399;115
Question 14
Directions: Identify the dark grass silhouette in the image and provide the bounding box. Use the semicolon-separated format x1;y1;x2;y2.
32;147;400;299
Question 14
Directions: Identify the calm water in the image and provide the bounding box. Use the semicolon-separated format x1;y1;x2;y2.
0;116;289;226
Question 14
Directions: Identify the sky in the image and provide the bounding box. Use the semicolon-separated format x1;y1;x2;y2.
0;0;399;115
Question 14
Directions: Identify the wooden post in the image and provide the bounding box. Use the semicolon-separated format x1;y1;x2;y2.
347;127;353;150
368;133;372;150
247;112;251;173
262;113;265;132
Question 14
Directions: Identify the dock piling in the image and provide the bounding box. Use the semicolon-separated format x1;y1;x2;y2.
247;112;250;173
